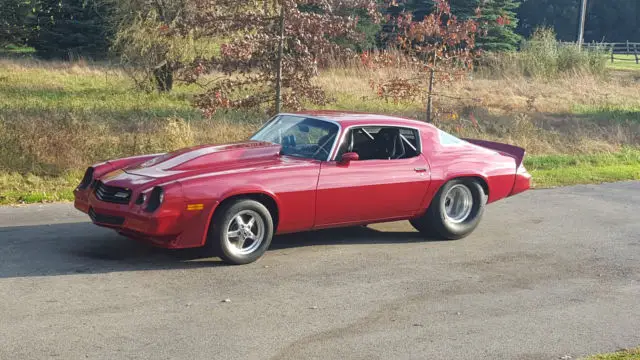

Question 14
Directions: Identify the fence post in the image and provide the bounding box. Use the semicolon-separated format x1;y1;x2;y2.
426;68;435;123
627;40;631;55
611;44;614;63
635;43;639;64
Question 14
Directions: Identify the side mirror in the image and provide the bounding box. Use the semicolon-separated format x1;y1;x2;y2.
339;152;359;165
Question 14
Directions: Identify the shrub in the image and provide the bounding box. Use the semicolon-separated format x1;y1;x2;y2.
478;28;608;79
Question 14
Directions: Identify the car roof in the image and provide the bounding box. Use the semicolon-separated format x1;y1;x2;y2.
285;110;436;130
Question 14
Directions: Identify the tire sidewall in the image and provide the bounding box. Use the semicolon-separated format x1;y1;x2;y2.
434;179;486;239
211;199;274;265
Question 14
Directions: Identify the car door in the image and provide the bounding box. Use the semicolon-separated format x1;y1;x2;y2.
314;126;431;227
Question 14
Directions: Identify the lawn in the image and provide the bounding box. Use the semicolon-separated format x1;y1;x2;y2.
525;148;640;188
1;58;639;205
607;54;640;72
585;347;640;360
2;149;639;204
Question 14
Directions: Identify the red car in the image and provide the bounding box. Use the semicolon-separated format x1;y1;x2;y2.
74;111;531;265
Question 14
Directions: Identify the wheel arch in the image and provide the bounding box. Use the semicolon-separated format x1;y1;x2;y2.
442;175;490;197
211;191;280;233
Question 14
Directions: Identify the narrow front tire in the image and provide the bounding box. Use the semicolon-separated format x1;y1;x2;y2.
207;199;274;265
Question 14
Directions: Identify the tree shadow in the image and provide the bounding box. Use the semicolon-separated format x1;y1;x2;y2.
0;221;435;279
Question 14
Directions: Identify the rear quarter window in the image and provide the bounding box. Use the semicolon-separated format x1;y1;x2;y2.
438;129;466;146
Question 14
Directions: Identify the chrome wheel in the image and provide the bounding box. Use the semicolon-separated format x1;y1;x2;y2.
224;210;265;256
444;184;473;223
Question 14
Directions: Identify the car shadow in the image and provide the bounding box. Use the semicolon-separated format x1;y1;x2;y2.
269;225;435;250
0;221;437;279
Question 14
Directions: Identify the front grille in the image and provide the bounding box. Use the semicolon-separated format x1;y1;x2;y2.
88;207;125;226
94;181;132;204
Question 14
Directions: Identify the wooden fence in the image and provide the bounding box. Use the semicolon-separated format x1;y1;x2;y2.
560;41;640;64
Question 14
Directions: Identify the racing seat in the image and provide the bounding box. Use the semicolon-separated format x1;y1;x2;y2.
372;128;406;160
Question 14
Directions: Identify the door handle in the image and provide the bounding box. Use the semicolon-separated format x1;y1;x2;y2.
414;167;428;173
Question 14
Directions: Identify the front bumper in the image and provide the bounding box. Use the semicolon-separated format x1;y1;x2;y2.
74;188;193;249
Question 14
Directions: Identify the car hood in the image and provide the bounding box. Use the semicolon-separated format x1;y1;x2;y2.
122;140;283;178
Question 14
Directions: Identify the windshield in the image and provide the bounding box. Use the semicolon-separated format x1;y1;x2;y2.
250;115;339;161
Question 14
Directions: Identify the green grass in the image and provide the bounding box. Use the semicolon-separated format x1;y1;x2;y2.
1;148;638;205
584;347;640;360
0;63;202;121
606;54;640;72
525;148;640;188
0;171;80;204
0;44;36;55
572;103;640;123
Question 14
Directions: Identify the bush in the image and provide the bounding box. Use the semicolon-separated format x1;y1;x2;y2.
478;28;608;79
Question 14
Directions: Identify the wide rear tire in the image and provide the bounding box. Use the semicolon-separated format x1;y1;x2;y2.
207;199;274;265
410;178;487;240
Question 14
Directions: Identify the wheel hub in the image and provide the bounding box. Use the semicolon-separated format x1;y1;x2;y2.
443;184;474;224
224;210;265;256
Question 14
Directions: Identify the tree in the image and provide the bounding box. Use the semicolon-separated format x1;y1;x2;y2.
474;0;522;51
331;5;383;52
380;0;520;52
365;0;481;121
28;0;113;60
178;0;380;117
0;0;37;47
516;0;580;42
450;0;522;51
107;0;209;92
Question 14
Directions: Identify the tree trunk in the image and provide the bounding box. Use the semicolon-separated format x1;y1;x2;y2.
274;4;285;114
153;63;173;93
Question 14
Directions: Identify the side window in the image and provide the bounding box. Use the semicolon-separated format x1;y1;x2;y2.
336;126;420;161
399;128;420;157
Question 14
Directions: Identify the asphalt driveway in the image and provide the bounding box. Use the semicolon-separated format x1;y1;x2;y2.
0;181;638;360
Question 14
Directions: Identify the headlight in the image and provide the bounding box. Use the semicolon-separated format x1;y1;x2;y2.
145;186;164;212
77;167;94;190
135;193;146;205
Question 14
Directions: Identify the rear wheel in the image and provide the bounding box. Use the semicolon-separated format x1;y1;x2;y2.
410;178;487;240
207;199;274;265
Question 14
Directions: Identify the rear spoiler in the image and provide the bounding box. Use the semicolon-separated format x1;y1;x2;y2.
463;138;526;168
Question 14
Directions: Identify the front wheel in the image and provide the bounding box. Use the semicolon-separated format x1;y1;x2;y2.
410;179;487;240
207;199;274;265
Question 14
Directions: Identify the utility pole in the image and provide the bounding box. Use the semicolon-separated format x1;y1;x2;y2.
577;0;588;49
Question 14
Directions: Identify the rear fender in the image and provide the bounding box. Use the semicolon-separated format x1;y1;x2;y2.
463;138;526;168
463;138;531;197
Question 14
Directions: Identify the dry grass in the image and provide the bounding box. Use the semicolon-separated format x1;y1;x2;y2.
316;64;640;155
1;57;640;203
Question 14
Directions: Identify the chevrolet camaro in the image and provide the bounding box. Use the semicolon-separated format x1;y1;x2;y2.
74;111;532;265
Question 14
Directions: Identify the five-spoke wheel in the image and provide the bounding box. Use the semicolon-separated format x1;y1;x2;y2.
224;210;266;256
208;199;274;265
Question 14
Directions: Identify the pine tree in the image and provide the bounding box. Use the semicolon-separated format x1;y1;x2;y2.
465;0;522;51
0;0;37;47
28;0;112;60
